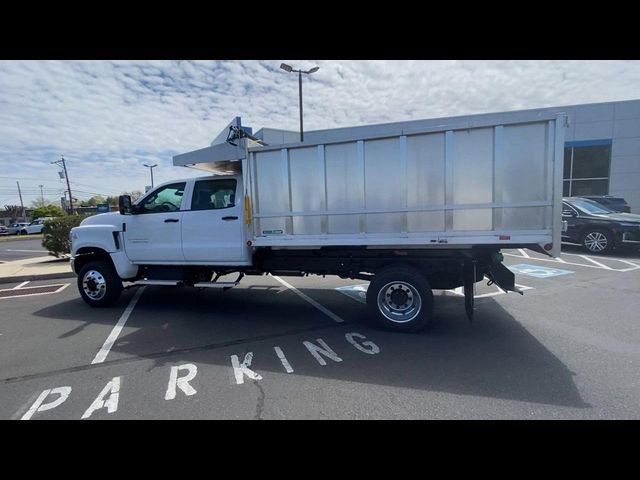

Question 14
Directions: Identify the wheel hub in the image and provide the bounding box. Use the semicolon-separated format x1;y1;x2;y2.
82;270;107;300
585;232;607;252
378;281;421;323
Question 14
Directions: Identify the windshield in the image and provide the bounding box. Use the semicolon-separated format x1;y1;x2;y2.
569;198;614;215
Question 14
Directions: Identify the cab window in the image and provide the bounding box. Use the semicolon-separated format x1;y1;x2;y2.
191;179;237;211
137;183;186;213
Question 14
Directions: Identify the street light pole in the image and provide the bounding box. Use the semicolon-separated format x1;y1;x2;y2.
144;164;157;188
280;63;319;142
298;70;304;142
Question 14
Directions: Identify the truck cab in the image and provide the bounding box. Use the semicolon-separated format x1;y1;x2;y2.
71;174;250;290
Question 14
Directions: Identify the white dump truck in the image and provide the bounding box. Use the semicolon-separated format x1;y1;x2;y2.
71;111;567;332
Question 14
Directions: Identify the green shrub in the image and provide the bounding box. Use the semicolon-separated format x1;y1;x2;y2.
31;204;65;220
42;215;91;258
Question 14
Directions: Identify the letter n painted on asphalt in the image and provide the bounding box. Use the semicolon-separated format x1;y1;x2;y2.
303;338;342;366
21;387;72;420
81;377;121;419
230;352;263;385
345;332;380;355
165;364;198;400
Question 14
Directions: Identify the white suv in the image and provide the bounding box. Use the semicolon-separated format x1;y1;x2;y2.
20;218;54;235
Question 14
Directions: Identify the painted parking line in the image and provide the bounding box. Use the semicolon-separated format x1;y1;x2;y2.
503;251;640;272
577;255;612;270
272;276;345;323
91;287;146;364
5;249;49;253
0;283;70;300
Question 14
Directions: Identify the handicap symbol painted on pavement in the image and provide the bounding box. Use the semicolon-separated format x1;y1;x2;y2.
508;264;574;278
335;284;369;304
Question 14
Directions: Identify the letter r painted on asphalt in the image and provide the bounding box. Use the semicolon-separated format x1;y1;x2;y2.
165;364;198;400
21;387;72;420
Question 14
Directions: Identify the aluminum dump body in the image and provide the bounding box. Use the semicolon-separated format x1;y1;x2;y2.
174;111;567;256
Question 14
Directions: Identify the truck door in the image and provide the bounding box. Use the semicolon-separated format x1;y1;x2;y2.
181;177;245;263
123;182;186;262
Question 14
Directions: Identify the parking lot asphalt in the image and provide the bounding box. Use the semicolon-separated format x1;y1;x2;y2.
1;247;639;420
0;238;48;262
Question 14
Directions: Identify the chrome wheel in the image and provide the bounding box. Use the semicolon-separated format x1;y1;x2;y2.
376;281;422;324
82;270;107;301
584;232;608;252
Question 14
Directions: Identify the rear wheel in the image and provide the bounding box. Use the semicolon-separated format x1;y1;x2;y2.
582;228;614;254
367;266;434;333
78;260;123;307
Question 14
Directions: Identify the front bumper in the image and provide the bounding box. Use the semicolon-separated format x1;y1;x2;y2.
620;226;640;244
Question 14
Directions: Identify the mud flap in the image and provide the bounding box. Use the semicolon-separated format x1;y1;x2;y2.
486;262;523;295
463;260;476;322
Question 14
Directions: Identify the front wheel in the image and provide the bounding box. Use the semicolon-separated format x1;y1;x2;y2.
77;260;123;307
367;266;434;333
582;228;614;254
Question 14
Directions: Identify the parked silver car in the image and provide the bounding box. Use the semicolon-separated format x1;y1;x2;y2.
6;222;30;235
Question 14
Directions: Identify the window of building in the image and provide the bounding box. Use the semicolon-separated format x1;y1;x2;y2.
563;140;612;197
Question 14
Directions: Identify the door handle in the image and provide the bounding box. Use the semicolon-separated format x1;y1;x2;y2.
164;218;180;223
222;216;239;221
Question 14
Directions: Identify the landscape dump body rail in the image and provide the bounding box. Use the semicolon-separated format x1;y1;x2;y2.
175;112;566;257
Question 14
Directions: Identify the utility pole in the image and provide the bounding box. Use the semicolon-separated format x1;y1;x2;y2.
39;184;44;206
52;155;74;214
16;181;25;221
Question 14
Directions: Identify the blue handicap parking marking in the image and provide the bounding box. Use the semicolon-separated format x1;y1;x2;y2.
508;264;574;278
335;284;369;304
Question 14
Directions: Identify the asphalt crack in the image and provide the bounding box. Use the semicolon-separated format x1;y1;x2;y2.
253;381;265;420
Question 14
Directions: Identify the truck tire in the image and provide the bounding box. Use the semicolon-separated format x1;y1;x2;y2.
367;266;434;333
77;260;123;307
582;228;614;254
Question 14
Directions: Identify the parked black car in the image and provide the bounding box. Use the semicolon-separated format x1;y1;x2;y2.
562;197;640;254
580;195;631;213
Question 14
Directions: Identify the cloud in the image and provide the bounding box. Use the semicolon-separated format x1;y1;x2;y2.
1;60;639;206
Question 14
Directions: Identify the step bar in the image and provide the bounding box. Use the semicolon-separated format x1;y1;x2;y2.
133;273;244;290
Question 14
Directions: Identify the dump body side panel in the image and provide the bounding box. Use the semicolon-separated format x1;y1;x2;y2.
248;114;566;257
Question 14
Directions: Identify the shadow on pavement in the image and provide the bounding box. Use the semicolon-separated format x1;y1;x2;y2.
34;284;590;409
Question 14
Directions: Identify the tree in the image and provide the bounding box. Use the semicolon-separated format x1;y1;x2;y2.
123;190;143;202
30;199;50;209
106;196;119;206
31;204;65;219
4;205;23;222
79;195;107;207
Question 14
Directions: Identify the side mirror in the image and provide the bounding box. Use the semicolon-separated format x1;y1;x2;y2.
119;195;133;215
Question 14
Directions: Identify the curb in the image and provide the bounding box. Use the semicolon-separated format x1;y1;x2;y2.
0;271;76;285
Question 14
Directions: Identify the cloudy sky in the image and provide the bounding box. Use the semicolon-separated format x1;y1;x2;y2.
1;60;639;208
